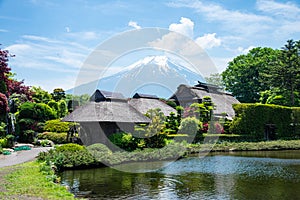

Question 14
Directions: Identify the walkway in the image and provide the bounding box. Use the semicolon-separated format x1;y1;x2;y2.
0;147;52;168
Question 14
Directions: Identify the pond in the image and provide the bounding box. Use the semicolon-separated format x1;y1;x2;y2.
61;150;300;199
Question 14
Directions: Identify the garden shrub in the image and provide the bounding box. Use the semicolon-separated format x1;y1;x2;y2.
230;103;295;140
87;143;112;163
20;130;35;143
37;132;68;144
55;143;84;152
178;117;201;135
44;119;70;133
0;138;7;148
38;145;97;171
108;132;138;151
18;102;56;121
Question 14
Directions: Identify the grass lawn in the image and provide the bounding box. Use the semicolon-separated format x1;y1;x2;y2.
0;161;77;200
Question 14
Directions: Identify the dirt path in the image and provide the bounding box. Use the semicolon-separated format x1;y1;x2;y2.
0;147;52;168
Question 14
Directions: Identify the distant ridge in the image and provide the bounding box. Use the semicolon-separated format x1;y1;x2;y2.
67;55;205;98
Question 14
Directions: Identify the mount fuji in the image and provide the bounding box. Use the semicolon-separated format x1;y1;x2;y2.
68;55;205;98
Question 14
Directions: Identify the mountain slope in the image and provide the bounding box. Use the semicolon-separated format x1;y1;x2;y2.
68;55;205;98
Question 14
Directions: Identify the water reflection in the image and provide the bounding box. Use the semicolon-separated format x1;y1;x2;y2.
61;150;300;199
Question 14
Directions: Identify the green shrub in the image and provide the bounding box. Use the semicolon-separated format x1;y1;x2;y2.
230;103;295;140
38;145;97;171
178;117;200;135
18;102;56;121
43;119;70;133
37;132;68;144
108;132;138;151
87;143;112;163
55;143;84;152
21;130;35;143
0;138;7;148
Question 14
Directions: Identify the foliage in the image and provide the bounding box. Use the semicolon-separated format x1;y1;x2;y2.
38;144;96;171
31;86;52;104
86;143;112;162
229;103;298;140
142;109;168;148
0;92;8;114
205;73;224;88
178;117;201;136
58;99;68;117
0;121;6;136
22;130;36;143
0;47;10;94
66;93;89;112
51;88;66;101
0;48;32;100
262;40;300;106
108;132;138;151
222;47;280;103
18;101;57;121
188;140;300;153
37;132;68;144
44;119;70;133
9;93;29;113
166;100;177;109
164;112;179;134
47;100;59;112
55;143;85;152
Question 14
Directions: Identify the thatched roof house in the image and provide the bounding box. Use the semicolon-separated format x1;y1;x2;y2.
169;82;240;118
63;90;150;145
129;93;176;116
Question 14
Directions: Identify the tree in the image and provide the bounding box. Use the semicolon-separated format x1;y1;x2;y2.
0;93;8;115
264;39;300;106
0;47;11;95
31;86;52;104
51;88;66;102
222;47;281;103
58;99;68;118
205;73;224;88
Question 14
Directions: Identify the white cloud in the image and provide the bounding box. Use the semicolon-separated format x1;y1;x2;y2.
128;21;141;29
195;33;221;49
169;17;194;38
67;31;99;41
6;35;89;72
0;29;8;32
256;0;300;19
168;0;273;36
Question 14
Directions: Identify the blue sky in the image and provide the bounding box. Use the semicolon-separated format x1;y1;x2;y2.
1;0;300;92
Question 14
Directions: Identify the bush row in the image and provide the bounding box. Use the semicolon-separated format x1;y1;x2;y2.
37;143;187;171
230;103;300;139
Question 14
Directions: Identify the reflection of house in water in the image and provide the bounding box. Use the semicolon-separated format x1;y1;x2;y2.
169;82;240;119
63;90;151;146
129;93;176;116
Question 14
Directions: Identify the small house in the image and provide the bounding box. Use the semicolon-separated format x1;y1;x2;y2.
169;82;240;118
63;90;151;146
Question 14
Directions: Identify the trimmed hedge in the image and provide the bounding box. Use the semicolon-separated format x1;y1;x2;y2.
230;103;300;140
43;119;70;133
37;132;68;144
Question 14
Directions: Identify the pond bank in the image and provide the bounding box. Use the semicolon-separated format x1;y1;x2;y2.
0;161;76;200
187;139;300;154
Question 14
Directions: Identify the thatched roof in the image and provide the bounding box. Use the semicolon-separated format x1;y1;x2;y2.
169;84;240;118
133;93;159;99
90;90;124;102
129;97;176;116
63;90;150;123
